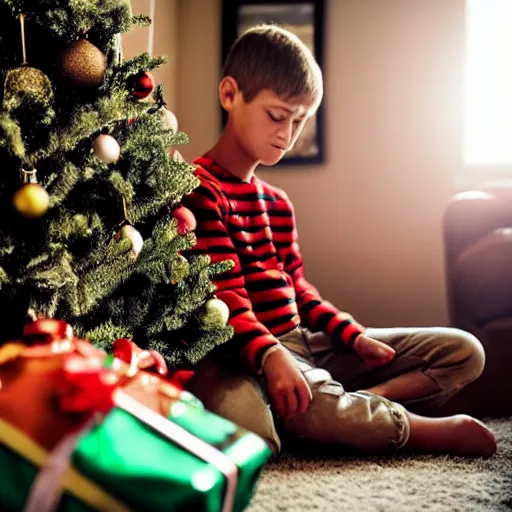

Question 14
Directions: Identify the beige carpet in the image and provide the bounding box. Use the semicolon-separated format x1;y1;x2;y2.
248;418;512;512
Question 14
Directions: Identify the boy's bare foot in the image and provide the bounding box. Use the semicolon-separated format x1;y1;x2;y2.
405;413;497;457
450;415;497;457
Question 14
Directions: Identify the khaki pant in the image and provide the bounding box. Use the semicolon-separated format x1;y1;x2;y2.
186;326;485;457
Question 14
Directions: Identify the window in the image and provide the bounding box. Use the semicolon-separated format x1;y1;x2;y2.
465;0;512;166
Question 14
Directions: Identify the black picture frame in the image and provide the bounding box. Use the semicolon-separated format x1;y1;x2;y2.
221;0;325;166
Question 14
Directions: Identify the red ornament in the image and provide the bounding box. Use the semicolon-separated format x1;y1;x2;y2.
130;71;155;99
172;205;197;235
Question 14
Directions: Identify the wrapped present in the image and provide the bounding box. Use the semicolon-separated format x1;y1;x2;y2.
0;319;271;512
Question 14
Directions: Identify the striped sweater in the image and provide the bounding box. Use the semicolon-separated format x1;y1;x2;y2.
184;156;365;373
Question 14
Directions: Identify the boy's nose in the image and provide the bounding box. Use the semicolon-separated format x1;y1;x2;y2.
276;125;293;146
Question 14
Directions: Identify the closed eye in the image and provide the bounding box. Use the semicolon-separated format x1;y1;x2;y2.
267;111;286;122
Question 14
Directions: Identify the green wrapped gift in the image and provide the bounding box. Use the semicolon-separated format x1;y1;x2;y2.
1;391;271;511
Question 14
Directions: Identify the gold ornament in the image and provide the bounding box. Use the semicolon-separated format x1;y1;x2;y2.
3;66;53;110
13;184;49;218
13;168;49;218
3;14;53;110
59;39;106;88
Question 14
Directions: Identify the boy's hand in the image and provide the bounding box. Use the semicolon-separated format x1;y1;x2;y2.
262;346;312;420
353;334;396;368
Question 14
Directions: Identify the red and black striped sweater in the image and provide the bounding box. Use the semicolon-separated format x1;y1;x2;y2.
184;156;365;373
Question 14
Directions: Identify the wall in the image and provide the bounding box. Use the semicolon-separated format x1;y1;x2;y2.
176;0;222;156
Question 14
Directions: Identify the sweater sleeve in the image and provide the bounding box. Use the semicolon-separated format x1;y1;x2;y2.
183;173;279;373
276;192;365;347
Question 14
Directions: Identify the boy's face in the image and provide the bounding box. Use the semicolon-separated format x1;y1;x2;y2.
224;83;318;166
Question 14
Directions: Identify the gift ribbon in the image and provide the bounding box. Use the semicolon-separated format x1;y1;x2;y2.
114;390;239;512
23;418;97;512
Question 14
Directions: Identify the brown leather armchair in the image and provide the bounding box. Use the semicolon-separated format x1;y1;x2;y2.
439;189;512;418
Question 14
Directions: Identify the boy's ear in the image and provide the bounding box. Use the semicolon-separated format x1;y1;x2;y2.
219;76;240;113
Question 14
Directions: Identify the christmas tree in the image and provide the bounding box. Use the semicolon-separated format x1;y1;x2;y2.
0;0;233;368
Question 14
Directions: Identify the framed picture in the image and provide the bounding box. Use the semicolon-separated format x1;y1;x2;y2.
221;0;325;165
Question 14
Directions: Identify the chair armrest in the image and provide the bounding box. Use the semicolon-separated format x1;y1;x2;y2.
451;227;512;327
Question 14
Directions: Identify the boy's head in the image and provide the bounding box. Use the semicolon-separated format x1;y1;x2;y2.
220;24;323;166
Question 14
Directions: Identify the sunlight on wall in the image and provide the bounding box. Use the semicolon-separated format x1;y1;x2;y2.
464;0;512;165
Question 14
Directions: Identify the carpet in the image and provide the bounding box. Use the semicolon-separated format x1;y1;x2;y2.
247;418;512;511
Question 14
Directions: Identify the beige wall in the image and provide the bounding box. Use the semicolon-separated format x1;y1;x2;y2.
127;0;467;328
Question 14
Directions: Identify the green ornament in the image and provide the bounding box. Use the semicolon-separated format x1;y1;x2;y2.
3;14;54;110
3;65;54;111
169;254;189;284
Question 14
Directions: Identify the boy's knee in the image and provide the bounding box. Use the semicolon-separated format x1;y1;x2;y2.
283;367;409;452
187;370;281;457
442;328;485;384
257;424;281;458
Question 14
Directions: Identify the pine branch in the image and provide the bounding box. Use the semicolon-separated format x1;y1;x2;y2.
78;321;133;352
76;246;134;315
3;0;133;39
0;266;9;284
0;113;25;160
131;15;150;28
27;89;142;165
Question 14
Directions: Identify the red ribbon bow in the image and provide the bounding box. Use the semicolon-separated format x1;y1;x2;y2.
58;355;118;414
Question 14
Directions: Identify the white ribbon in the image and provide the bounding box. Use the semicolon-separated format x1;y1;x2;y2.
23;418;97;512
148;0;155;57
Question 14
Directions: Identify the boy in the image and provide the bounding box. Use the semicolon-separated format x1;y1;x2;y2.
184;25;496;458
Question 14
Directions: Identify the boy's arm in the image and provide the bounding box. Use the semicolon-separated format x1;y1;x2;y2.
277;194;365;348
183;178;279;373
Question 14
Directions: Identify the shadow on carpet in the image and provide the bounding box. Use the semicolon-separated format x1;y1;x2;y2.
248;418;512;512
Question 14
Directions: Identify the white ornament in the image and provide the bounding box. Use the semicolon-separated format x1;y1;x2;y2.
201;298;230;329
93;134;121;164
170;148;185;162
160;107;178;132
116;224;144;257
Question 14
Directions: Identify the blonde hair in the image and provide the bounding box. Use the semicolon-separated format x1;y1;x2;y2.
223;24;323;105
